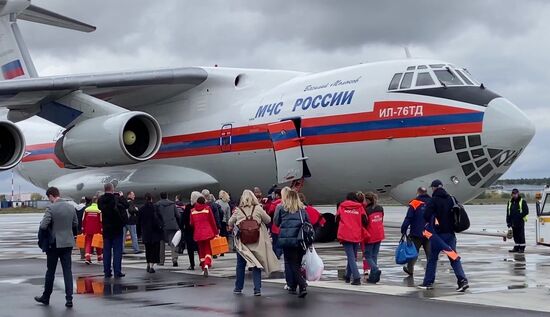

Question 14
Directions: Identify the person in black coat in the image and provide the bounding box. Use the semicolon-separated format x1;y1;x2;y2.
506;188;529;253
98;184;129;278
419;180;469;292
138;193;164;273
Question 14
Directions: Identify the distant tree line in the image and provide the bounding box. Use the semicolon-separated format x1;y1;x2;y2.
495;178;550;186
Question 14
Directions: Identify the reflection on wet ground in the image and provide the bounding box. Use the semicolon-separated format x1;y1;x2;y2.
74;275;213;296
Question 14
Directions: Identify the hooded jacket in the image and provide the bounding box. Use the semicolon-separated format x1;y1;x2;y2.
155;199;180;232
190;202;218;242
336;200;367;243
98;193;128;239
82;203;102;235
424;188;455;234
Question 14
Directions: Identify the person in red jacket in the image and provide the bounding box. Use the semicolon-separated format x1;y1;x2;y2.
336;192;368;285
363;192;385;284
299;193;326;229
190;196;219;277
268;188;285;259
82;196;103;264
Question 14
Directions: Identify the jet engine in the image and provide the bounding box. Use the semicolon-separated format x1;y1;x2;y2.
56;112;162;167
0;121;26;171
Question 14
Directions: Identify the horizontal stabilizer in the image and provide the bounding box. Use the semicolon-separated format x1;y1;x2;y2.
17;4;95;32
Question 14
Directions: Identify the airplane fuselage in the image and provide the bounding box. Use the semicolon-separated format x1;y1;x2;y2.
13;59;535;204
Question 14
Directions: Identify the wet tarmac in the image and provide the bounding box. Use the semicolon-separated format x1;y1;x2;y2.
0;206;549;316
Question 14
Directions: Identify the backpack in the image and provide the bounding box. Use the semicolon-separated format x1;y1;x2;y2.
451;196;470;233
238;206;260;244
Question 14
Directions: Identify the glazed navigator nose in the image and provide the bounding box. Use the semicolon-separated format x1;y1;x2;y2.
482;98;535;149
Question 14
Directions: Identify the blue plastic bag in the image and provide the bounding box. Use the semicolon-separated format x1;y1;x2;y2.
395;235;418;265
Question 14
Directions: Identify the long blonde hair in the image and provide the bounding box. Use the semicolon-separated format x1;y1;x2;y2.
281;186;291;201
282;189;303;213
219;190;230;203
239;189;259;208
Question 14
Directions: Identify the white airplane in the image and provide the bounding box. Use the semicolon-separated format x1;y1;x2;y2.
0;1;536;204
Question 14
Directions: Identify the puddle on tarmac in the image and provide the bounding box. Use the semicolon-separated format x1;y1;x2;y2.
75;275;214;296
7;274;215;297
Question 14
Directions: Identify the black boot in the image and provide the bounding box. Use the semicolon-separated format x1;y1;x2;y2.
518;246;525;253
34;296;49;306
509;246;519;253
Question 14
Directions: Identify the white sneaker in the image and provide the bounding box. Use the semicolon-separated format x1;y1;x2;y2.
203;265;209;277
283;285;289;290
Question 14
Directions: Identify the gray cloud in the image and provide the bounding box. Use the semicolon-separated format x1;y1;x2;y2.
0;0;548;190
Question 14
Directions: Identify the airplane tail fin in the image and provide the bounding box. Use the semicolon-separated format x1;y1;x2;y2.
0;1;95;80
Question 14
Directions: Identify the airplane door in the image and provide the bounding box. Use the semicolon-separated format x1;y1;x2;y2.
220;124;232;152
267;120;308;184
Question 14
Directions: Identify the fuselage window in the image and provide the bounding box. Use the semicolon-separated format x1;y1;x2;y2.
388;73;403;90
416;72;435;86
434;69;463;86
400;72;414;89
456;69;474;85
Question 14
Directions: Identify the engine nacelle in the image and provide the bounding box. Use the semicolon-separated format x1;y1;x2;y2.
56;112;162;167
0;121;25;171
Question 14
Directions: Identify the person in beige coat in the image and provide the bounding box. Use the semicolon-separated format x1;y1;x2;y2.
228;189;280;296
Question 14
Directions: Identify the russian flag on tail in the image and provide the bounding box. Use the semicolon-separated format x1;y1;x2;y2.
2;60;25;80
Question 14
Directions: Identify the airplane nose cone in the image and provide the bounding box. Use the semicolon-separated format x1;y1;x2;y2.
482;98;535;149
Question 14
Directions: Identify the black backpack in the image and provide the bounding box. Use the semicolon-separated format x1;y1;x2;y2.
451;196;470;233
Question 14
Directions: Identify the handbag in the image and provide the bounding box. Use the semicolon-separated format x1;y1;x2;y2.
92;233;103;249
395;234;418;265
210;235;229;256
298;209;315;250
76;234;86;249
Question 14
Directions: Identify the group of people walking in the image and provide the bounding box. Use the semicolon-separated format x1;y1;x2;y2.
336;180;470;292
36;179;535;307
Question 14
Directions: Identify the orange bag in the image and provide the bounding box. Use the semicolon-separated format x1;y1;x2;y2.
76;234;85;249
92;234;103;249
210;236;229;256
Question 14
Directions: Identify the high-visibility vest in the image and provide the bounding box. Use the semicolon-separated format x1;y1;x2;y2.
508;198;527;222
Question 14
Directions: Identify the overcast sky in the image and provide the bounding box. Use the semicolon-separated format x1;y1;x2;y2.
1;0;550;194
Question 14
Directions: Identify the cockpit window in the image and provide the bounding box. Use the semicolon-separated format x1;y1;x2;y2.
388;73;403;90
417;65;427;69
434;68;463;86
407;66;415;71
430;64;445;69
400;72;414;89
416;72;435;86
456;69;474;85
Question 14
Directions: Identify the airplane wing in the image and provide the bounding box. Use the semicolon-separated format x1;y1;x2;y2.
0;67;208;118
